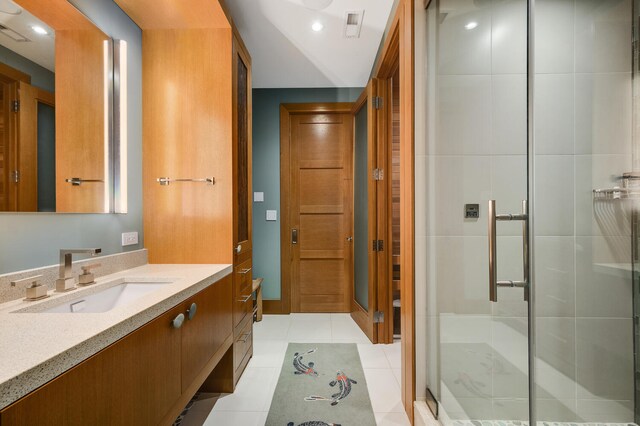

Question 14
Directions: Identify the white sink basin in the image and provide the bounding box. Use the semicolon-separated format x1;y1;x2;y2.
40;281;173;314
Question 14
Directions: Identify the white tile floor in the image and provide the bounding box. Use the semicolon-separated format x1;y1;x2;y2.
183;313;411;426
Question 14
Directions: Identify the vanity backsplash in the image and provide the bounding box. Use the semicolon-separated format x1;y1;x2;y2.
0;250;148;304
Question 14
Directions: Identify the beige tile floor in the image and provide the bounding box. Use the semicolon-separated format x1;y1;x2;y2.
179;313;411;426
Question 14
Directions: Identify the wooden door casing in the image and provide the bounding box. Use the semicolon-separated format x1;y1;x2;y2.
281;104;354;314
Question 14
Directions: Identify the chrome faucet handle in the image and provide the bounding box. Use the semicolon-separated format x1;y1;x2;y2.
11;275;49;301
11;275;43;288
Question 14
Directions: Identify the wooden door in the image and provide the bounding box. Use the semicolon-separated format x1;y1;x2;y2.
350;80;388;343
282;104;354;313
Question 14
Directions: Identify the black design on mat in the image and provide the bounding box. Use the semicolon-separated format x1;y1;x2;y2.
287;422;342;426
293;348;319;376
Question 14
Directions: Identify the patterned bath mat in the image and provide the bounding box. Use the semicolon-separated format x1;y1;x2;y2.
266;343;376;426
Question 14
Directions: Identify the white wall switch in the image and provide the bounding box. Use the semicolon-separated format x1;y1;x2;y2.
254;192;264;202
266;210;277;221
121;231;139;246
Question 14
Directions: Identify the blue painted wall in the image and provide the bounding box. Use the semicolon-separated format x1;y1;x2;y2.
252;88;363;300
0;45;55;92
0;0;143;273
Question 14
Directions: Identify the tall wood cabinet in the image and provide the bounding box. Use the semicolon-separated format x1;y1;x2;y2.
232;34;253;385
114;0;253;389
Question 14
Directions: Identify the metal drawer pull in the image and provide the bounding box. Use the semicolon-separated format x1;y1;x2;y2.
488;200;529;302
65;178;104;186
172;313;185;329
237;294;251;303
157;177;215;186
186;302;197;320
238;268;252;275
238;331;252;343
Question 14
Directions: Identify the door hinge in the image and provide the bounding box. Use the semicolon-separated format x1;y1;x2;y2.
372;239;384;252
11;100;19;112
372;96;383;110
10;170;19;183
373;311;384;323
372;168;384;181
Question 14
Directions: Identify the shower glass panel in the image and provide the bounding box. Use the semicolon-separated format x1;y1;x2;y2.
424;0;639;423
424;0;531;421
533;0;635;422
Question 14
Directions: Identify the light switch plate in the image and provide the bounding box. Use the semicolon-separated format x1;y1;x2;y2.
122;231;139;246
254;192;264;202
266;210;277;221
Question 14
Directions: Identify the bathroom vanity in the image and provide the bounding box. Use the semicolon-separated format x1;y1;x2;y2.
0;263;233;425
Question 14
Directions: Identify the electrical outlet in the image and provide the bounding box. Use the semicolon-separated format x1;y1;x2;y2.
254;192;264;202
121;232;139;246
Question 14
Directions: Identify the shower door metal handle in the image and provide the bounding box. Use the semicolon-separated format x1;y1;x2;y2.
488;200;529;302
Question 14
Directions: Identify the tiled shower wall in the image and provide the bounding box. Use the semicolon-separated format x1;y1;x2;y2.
419;0;635;422
534;0;633;421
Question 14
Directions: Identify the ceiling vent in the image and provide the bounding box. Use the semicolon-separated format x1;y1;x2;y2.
343;10;364;39
0;24;28;42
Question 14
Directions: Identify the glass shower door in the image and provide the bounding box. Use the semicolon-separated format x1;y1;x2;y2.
533;0;636;422
424;0;532;421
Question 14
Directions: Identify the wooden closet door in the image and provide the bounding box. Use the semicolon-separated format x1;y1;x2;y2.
289;112;353;313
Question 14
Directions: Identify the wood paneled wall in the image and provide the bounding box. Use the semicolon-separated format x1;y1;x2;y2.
141;28;234;264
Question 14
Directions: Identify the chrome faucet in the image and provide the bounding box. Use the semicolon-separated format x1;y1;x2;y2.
55;248;102;292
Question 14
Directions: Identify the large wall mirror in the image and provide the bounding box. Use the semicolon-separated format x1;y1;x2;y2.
0;0;126;214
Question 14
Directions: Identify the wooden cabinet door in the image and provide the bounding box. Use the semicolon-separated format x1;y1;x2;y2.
232;36;252;261
181;275;233;392
0;304;184;426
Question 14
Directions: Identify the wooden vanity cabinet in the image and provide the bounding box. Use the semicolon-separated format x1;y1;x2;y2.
0;275;233;426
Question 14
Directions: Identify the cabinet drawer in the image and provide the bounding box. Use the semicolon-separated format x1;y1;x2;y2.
234;259;252;293
233;279;253;327
233;259;253;327
233;314;253;372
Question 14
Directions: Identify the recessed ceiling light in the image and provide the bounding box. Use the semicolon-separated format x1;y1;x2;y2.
312;21;323;32
464;22;478;30
31;25;47;35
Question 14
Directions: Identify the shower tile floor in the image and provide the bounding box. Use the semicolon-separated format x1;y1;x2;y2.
176;313;410;426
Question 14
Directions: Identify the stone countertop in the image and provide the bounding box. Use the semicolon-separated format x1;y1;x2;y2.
0;263;232;410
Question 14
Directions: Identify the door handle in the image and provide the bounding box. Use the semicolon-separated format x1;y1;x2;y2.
292;228;298;244
488;200;529;302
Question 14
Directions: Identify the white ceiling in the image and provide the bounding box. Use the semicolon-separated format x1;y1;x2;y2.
0;0;54;72
225;0;395;88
